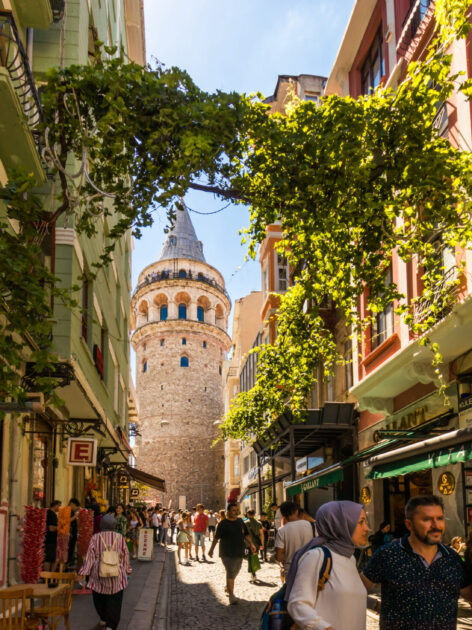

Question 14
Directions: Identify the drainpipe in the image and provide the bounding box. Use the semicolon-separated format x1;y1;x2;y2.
7;416;21;585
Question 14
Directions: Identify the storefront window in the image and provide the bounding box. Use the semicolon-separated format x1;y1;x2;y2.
385;470;433;536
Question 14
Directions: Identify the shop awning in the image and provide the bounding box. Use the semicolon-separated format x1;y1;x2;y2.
367;426;472;480
285;465;344;497
126;465;166;492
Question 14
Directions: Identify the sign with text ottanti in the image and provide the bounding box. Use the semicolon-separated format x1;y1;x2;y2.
138;528;154;561
67;438;97;466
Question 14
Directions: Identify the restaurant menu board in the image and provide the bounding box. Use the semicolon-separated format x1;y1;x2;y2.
138;528;154;561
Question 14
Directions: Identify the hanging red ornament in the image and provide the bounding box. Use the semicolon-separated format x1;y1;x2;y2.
77;508;93;558
20;506;46;584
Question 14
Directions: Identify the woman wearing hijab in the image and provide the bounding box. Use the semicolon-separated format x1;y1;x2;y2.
286;500;370;630
79;514;132;630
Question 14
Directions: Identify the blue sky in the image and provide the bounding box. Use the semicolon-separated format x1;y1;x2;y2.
133;0;355;310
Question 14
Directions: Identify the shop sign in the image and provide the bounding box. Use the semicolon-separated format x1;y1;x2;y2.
67;438;97;467
130;488;139;498
117;473;129;489
360;487;372;503
459;396;472;429
377;406;428;439
437;471;455;495
138;528;153;561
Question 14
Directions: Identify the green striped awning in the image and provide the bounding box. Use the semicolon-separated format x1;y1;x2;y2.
285;467;344;497
367;443;472;480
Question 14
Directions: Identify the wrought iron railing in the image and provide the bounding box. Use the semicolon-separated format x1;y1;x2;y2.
0;11;43;134
50;0;65;22
413;265;459;327
397;0;432;54
134;269;231;303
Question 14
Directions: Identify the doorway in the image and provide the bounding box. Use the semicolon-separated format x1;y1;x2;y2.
383;470;433;537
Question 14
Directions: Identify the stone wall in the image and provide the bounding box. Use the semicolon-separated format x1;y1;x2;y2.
132;259;230;510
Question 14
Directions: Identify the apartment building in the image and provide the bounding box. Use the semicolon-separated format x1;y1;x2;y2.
325;0;472;539
0;0;146;584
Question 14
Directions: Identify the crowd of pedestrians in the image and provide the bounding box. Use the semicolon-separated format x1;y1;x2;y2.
43;492;472;628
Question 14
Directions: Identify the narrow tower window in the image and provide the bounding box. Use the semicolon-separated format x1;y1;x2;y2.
182;338;186;345
203;341;207;348
180;356;189;368
143;360;148;373
160;339;165;347
197;306;204;322
169;236;176;245
178;303;187;319
178;269;187;278
160;305;168;321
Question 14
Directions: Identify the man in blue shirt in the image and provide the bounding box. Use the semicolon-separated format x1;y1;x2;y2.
361;494;470;630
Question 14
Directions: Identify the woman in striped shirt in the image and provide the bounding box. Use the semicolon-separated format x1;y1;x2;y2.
79;514;132;630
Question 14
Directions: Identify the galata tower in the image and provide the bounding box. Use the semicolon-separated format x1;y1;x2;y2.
131;205;231;509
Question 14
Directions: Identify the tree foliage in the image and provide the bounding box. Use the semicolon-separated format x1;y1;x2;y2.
1;0;472;431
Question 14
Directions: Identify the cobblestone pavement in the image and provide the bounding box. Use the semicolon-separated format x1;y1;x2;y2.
166;545;281;630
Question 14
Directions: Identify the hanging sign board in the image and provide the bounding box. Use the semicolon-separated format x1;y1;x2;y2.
67;438;97;467
138;528;154;561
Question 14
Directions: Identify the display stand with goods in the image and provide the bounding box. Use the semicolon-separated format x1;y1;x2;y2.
20;506;47;583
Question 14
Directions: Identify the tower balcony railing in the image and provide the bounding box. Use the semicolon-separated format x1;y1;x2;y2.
134;269;231;304
0;10;43;144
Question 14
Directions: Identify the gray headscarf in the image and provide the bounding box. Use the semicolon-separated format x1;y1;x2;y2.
284;500;363;601
100;513;116;532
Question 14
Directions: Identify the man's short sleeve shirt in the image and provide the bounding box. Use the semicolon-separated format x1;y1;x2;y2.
193;513;209;533
363;535;466;630
214;518;249;558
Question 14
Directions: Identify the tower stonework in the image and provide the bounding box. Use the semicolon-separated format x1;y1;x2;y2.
131;206;230;509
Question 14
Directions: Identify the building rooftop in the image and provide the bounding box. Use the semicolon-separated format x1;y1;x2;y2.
158;203;206;263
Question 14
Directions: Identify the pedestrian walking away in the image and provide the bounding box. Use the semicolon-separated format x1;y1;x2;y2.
207;510;217;541
177;512;192;565
259;512;271;562
79;513;132;630
127;509;143;559
275;501;314;582
43;499;61;572
285;500;370;630
208;503;256;605
362;494;472;630
193;503;209;561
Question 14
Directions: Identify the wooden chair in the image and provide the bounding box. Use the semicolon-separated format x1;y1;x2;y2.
0;587;33;630
29;572;77;630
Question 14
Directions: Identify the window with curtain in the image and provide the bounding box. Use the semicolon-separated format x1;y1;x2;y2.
371;267;394;350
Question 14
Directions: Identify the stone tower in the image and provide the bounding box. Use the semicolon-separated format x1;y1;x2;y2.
131;205;231;509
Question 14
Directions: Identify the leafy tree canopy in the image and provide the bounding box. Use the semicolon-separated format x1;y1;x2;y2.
0;0;472;432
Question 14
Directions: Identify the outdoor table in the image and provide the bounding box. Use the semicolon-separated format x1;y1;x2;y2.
2;582;68;608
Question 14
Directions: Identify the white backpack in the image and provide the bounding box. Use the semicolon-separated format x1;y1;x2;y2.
99;534;120;578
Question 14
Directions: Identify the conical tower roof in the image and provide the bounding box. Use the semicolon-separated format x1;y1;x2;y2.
158;203;206;263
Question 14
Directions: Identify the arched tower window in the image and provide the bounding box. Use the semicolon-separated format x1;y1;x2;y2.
178;304;187;319
197;272;204;280
197;306;204;322
160;305;168;321
180;356;189;368
169;236;176;245
142;360;148;373
182;338;186;345
178;269;187;278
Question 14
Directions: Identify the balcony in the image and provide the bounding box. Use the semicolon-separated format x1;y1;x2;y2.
0;11;45;183
397;0;432;56
12;0;64;30
134;269;231;303
412;266;459;328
